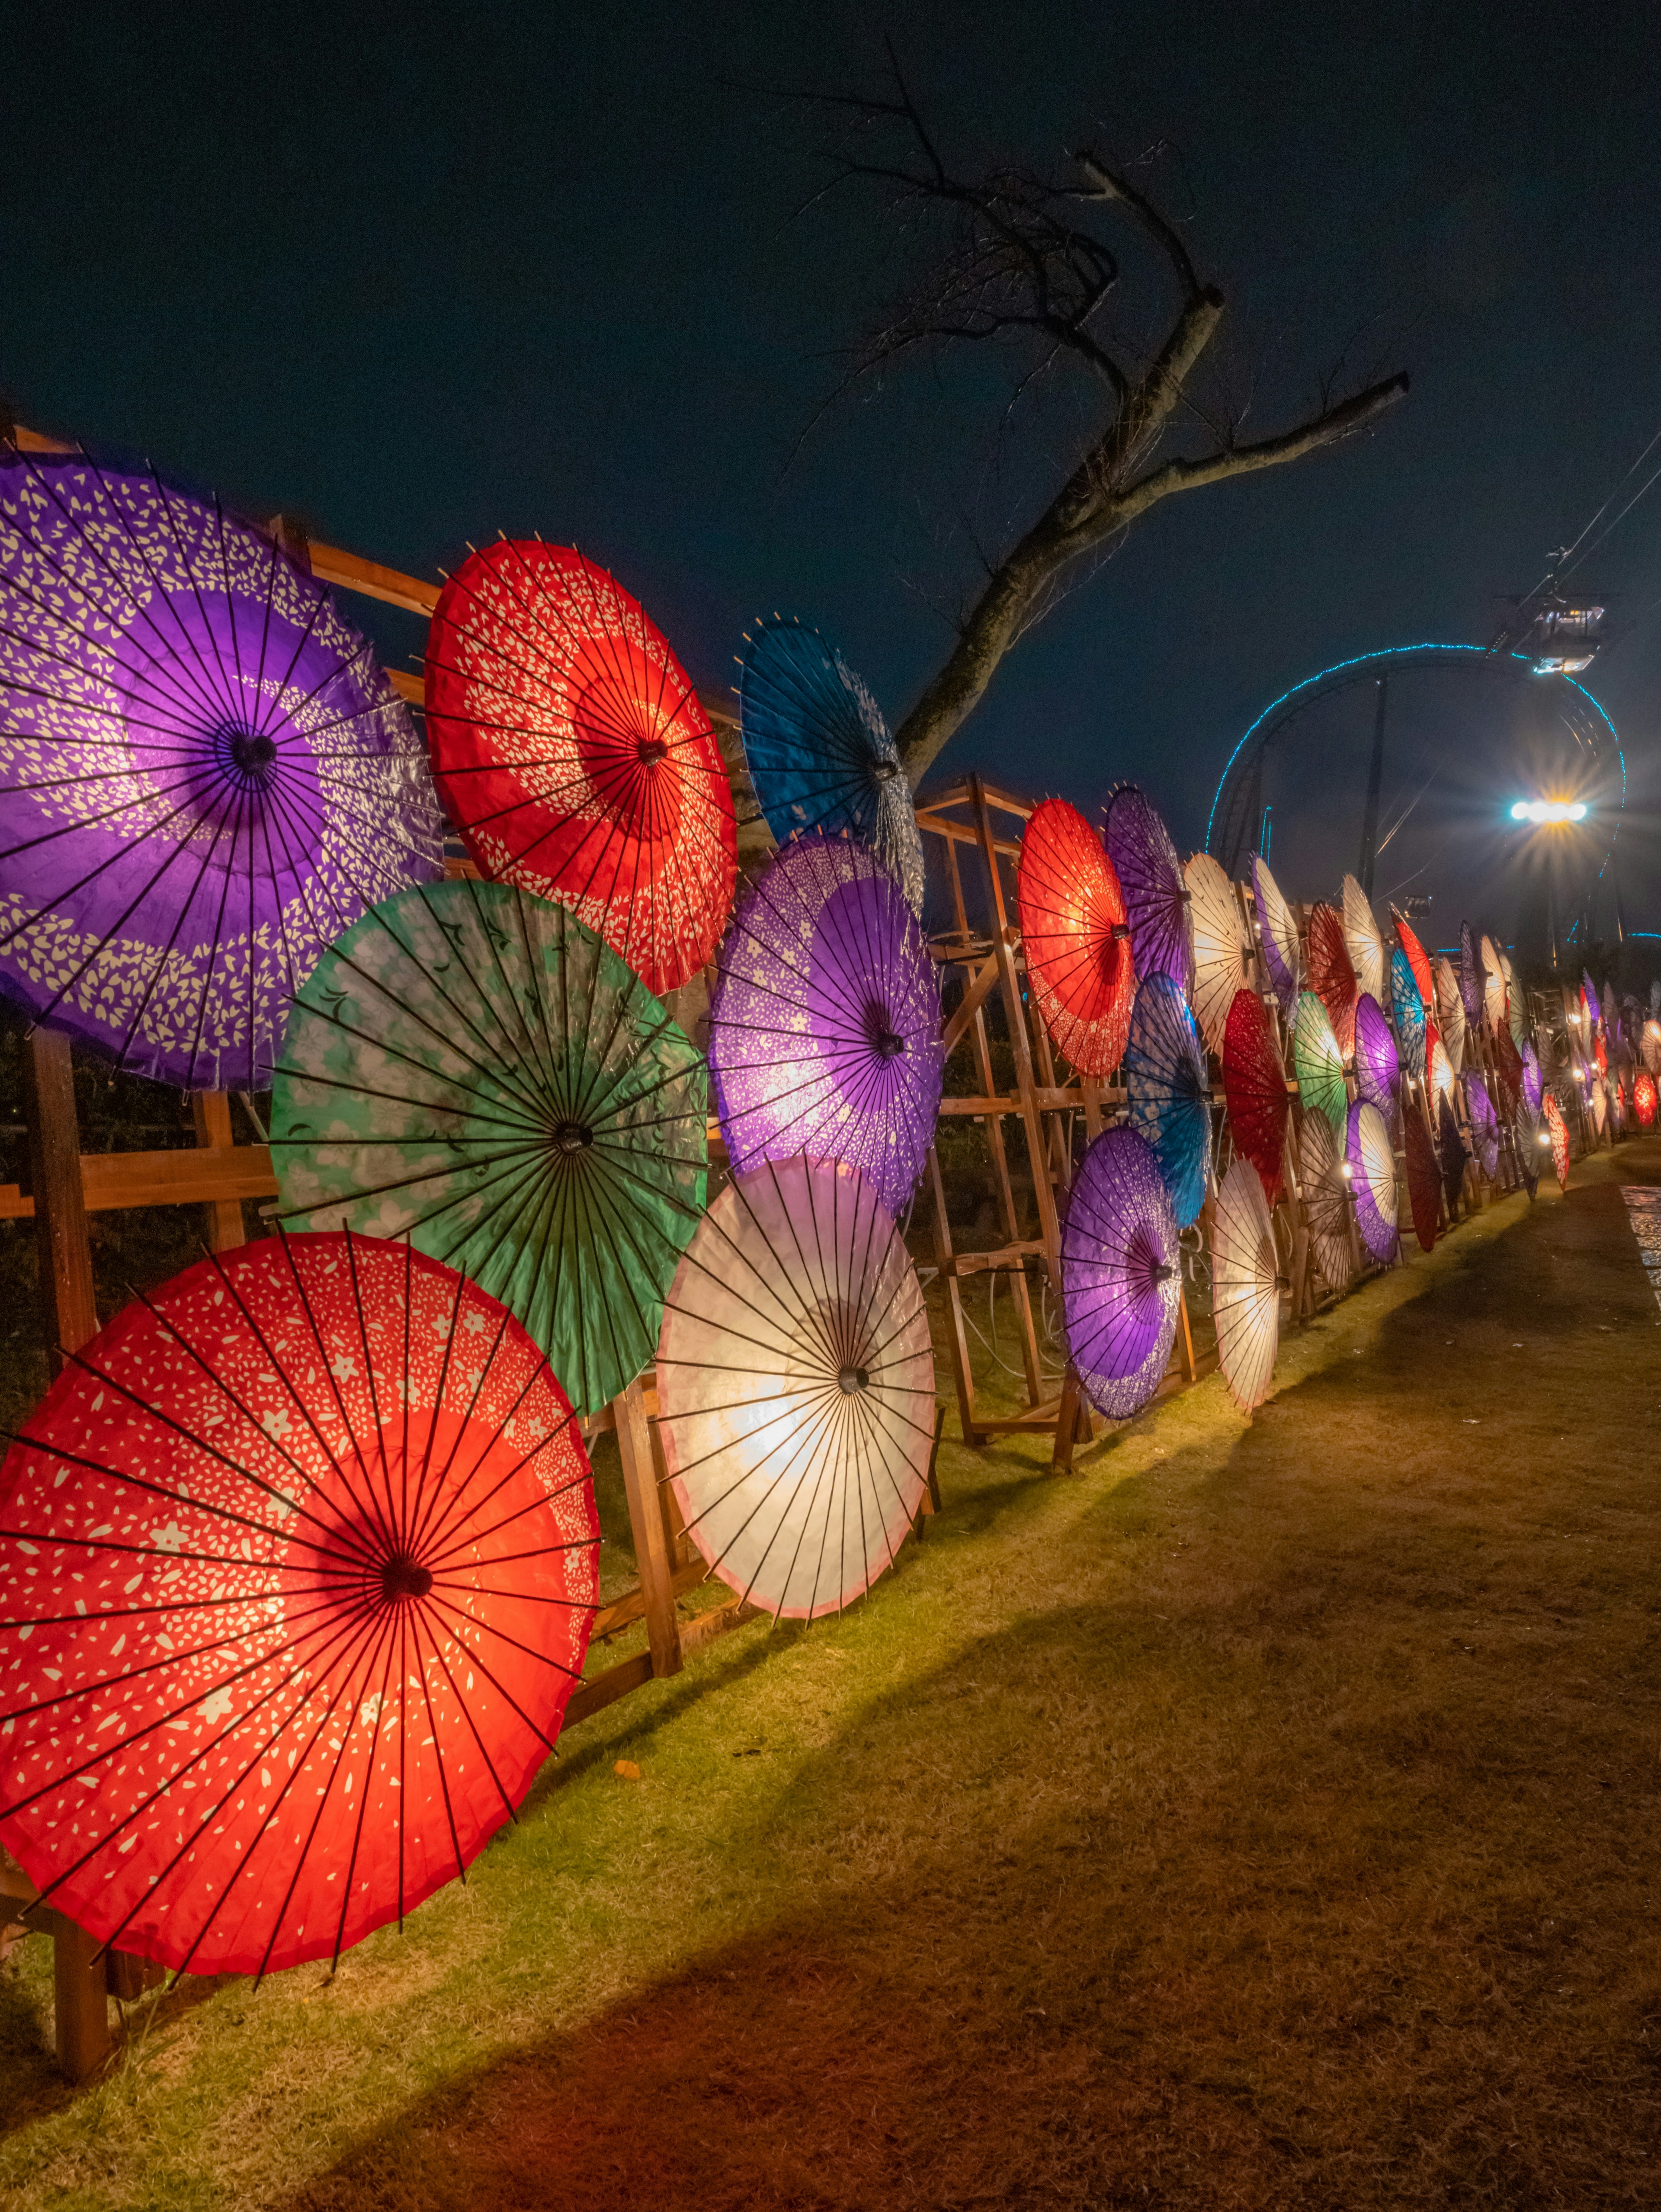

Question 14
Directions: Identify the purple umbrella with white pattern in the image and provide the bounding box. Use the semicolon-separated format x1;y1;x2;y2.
1061;1127;1182;1420
1103;784;1191;998
1353;992;1400;1135
1346;1100;1399;1264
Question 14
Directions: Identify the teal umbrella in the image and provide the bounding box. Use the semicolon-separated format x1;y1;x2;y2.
272;879;706;1414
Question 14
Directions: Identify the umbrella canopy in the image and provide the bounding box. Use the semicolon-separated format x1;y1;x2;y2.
1060;1127;1182;1420
1016;798;1135;1078
735;616;922;915
1459;923;1484;1027
1390;950;1426;1078
1299;1110;1354;1295
1508;966;1530;1053
1103;785;1191;997
1222;986;1288;1203
1494;1025;1524;1116
1602;981;1617;1038
1353;993;1399;1133
1122;974;1211;1229
0;1232;598;1978
1341;875;1386;1002
1251;854;1302;1017
1464;1071;1500;1178
1211;1157;1280;1414
1513;1103;1541;1198
1404;1100;1440;1251
1433;958;1467;1072
1481;935;1507;1033
1185;853;1250;1057
708;832;941;1218
1594;1032;1609;1078
1292;989;1347;1136
1390;909;1434;1009
654;1157;934;1621
425;540;736;998
1521;1040;1544;1115
0;444;444;1090
1637;1070;1658;1128
271;882;705;1417
1591;1074;1608;1137
1306;901;1358;1058
1544;1091;1571;1188
1438;1093;1469;1209
1645;1023;1661;1077
1346;1100;1399;1264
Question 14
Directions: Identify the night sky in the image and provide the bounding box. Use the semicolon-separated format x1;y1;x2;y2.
8;1;1661;949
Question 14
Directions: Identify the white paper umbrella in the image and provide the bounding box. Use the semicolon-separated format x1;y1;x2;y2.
1481;934;1507;1033
1341;875;1386;1003
1299;1109;1354;1295
1211;1157;1280;1413
1251;854;1302;1016
1433;957;1467;1073
654;1157;935;1620
1184;853;1250;1057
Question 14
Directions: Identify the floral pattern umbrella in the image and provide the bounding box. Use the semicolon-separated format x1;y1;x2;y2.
1103;785;1191;997
0;444;444;1088
1223;986;1288;1203
1016;798;1135;1077
1060;1128;1182;1420
1306;901;1358;1058
1211;1157;1280;1413
1636;1070;1658;1128
1185;853;1250;1057
1251;854;1302;1016
1122;974;1212;1229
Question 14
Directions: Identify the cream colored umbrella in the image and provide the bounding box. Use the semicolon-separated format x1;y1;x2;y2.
1341;874;1386;1003
1184;853;1251;1058
1251;854;1302;1016
1481;934;1507;1034
1299;1109;1353;1295
1211;1156;1281;1414
1433;956;1467;1073
654;1156;935;1620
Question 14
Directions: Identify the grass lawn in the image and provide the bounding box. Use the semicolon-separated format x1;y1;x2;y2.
3;1138;1661;2208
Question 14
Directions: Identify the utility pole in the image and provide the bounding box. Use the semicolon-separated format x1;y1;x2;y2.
1357;675;1388;897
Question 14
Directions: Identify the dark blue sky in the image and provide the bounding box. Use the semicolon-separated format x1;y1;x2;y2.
8;0;1661;936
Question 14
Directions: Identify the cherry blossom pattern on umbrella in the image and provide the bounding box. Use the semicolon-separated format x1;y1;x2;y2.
1122;973;1211;1229
1433;959;1467;1073
1185;853;1250;1058
707;833;942;1218
0;1232;598;1978
1015;798;1135;1077
1306;902;1357;1059
1103;784;1191;997
1390;950;1426;1078
0;443;444;1088
1341;875;1386;1003
1353;992;1400;1136
1222;986;1288;1203
1636;1070;1658;1128
1060;1127;1182;1420
1299;1109;1354;1295
1346;1100;1399;1265
1292;989;1347;1138
1210;1157;1281;1414
1404;1101;1440;1252
1251;854;1302;1018
425;540;736;997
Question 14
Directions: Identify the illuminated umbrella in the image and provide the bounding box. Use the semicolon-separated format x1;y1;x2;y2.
1464;1072;1500;1179
1341;874;1386;1002
1251;854;1302;1016
1505;954;1529;1052
1637;1070;1658;1128
1427;1026;1457;1110
1016;798;1135;1077
1122;975;1212;1228
1222;986;1288;1202
1481;936;1507;1033
1299;1110;1353;1294
1390;908;1434;1009
425;540;736;997
708;832;942;1218
272;883;705;1418
1438;1094;1470;1209
1594;1033;1609;1079
1591;1075;1608;1138
1645;1023;1661;1077
1521;1041;1544;1116
0;1232;598;1978
1353;993;1399;1135
1544;1092;1571;1188
1306;901;1358;1058
1211;1157;1280;1414
1186;853;1251;1057
654;1157;934;1621
736;616;922;915
0;444;444;1089
1404;1102;1440;1251
1346;1100;1398;1264
1459;923;1484;1027
1390;950;1426;1078
1433;958;1467;1072
1103;785;1191;996
1293;989;1347;1137
1060;1128;1181;1420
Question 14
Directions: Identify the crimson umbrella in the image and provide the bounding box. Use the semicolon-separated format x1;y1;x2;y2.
1103;785;1191;997
1222;986;1287;1202
1306;902;1357;1059
425;540;736;997
1016;798;1135;1077
0;1232;598;1978
1637;1071;1658;1128
1061;1127;1182;1420
1404;1102;1440;1252
0;443;445;1089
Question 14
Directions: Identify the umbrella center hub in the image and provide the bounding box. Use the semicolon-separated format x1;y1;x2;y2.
552;1118;594;1155
636;736;669;765
380;1554;433;1604
864;1003;907;1059
837;1365;871;1395
217;725;279;785
871;759;899;783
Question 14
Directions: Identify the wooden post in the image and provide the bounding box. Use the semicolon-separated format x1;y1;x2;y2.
614;1378;682;1680
52;1917;112;2082
927;1145;981;1445
191;1092;246;1251
23;1030;97;1371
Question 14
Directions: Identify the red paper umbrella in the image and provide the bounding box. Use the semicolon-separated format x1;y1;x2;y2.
1390;908;1434;1008
1222;987;1288;1202
1306;901;1358;1059
1404;1103;1440;1252
426;541;737;996
1016;798;1136;1076
0;1234;598;1979
1594;1033;1609;1078
1637;1070;1658;1128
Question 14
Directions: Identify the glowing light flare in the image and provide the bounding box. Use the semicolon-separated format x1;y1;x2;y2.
1509;798;1588;825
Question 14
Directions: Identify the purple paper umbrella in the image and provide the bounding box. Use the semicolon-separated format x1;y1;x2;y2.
1353;991;1400;1132
0;444;444;1088
1346;1099;1399;1264
709;831;943;1215
1520;1040;1544;1116
1103;784;1192;998
1464;1071;1500;1178
1061;1126;1182;1420
1459;923;1485;1027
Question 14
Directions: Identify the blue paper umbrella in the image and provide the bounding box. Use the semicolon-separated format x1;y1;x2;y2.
737;617;923;913
1390;949;1426;1077
1122;974;1212;1228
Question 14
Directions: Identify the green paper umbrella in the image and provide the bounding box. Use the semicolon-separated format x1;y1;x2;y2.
1293;989;1347;1137
271;878;706;1414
